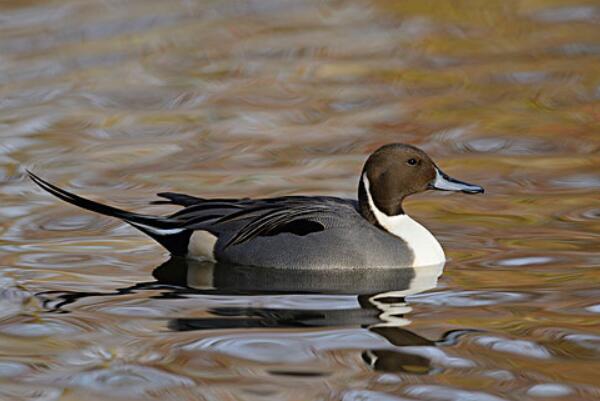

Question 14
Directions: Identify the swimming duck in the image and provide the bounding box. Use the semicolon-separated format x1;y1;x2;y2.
28;143;483;269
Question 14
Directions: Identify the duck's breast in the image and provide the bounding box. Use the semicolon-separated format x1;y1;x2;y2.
373;214;446;267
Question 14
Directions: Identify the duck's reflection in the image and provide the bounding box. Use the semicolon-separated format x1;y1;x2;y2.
40;258;475;374
158;257;441;330
153;257;437;294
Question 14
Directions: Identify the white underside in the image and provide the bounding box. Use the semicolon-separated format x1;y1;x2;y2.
188;230;218;262
363;174;446;267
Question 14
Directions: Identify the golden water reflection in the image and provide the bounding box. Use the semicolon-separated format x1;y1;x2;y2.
1;0;600;400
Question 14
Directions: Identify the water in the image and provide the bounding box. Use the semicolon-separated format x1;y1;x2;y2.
1;0;599;400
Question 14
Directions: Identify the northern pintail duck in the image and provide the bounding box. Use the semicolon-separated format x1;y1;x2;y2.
28;143;483;269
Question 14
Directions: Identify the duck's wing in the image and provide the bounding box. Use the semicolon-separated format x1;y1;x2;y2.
213;200;340;247
177;196;357;247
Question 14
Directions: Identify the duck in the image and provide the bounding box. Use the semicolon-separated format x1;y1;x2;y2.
28;143;483;269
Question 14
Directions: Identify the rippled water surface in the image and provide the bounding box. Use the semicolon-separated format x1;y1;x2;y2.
1;1;600;400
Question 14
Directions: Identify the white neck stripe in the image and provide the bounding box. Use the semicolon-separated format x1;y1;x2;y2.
362;173;406;233
362;173;400;222
361;173;445;267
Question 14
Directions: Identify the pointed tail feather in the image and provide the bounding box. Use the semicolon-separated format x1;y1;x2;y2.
27;171;192;256
151;192;205;207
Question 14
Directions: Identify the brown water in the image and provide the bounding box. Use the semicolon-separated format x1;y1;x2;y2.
1;0;600;400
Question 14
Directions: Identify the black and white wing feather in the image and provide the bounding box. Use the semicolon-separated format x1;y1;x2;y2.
28;172;355;257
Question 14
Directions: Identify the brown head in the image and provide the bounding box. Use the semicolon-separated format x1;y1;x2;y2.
358;143;483;222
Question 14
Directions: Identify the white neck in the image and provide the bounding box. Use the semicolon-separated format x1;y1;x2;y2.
362;173;445;267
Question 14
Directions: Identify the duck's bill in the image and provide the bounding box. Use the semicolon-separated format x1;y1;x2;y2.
430;168;484;194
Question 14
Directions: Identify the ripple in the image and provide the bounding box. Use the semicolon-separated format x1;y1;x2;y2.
0;361;30;377
2;206;113;243
37;214;97;232
17;252;101;270
527;383;573;398
563;333;600;351
532;6;599;23
0;321;79;337
0;277;36;319
459;137;558;155
562;207;600;222
77;89;208;111
479;370;515;381
183;334;318;364
405;385;509;401
551;175;600;190
0;85;71;111
57;344;172;368
474;336;552;359
496;256;554;267
502;71;549;85
554;43;600;56
36;364;194;397
409;290;526;307
0;385;63;401
585;304;600;313
343;390;417;401
182;329;387;363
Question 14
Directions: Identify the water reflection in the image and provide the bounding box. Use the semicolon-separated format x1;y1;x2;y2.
38;259;468;374
163;259;442;330
42;258;444;315
153;257;444;295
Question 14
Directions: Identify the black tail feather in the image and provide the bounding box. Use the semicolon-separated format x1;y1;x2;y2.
27;171;192;256
151;192;205;207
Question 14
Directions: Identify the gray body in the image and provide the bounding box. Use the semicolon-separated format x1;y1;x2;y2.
208;198;414;269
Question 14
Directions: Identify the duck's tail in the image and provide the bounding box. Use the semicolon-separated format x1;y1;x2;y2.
27;171;192;256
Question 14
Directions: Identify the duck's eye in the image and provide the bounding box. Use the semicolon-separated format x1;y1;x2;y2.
407;158;418;166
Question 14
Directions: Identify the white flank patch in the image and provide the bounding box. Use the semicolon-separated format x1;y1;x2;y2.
362;174;445;267
188;230;218;262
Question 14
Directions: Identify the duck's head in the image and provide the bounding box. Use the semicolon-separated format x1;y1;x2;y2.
359;143;483;218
